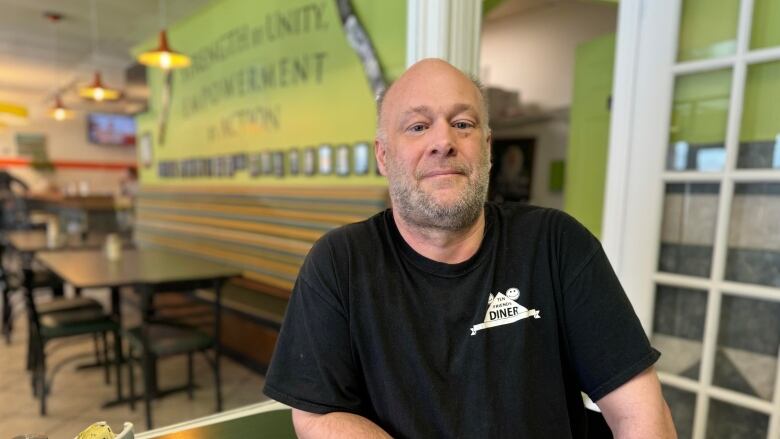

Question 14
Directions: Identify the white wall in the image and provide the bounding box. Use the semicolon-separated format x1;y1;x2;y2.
0;113;136;194
480;1;618;110
480;2;616;209
492;111;569;209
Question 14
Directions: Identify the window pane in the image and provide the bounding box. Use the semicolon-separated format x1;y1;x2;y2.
677;0;739;62
659;183;720;277
652;286;707;380
750;0;780;50
662;385;696;439
712;295;780;402
726;183;780;287
738;61;780;169
668;70;732;172
706;399;769;438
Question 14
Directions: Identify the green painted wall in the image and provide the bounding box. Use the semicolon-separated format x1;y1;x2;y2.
669;69;731;145
677;0;740;61
742;60;780;142
751;0;780;50
134;0;406;186
669;60;780;146
564;33;615;239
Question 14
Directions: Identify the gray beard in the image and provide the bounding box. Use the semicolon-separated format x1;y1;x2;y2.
386;153;491;232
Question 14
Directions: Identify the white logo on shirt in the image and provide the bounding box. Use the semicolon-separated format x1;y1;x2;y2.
470;289;540;335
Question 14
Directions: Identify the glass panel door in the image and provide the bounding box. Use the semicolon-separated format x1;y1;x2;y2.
608;0;780;437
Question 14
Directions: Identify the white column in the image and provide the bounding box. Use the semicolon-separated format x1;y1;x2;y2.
406;0;483;77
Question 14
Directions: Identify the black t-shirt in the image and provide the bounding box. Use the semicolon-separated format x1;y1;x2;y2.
264;203;659;438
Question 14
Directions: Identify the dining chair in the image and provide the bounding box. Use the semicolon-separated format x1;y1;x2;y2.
20;267;107;376
23;282;122;415
125;290;222;429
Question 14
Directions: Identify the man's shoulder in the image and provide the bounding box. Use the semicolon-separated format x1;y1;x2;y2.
490;202;578;228
310;209;389;255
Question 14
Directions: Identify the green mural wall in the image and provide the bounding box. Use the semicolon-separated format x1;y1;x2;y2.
564;33;615;239
134;0;406;186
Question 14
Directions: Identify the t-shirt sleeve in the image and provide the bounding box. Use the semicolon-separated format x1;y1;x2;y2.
556;214;660;402
262;236;366;414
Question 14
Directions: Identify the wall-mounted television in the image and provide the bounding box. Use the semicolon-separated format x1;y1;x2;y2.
87;113;136;146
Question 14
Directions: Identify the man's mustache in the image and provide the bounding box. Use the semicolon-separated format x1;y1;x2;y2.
415;161;471;180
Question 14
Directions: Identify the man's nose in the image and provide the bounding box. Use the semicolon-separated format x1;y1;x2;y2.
428;121;457;157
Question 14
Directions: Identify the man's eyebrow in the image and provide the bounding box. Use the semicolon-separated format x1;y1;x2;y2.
396;106;434;130
398;103;480;125
449;103;480;119
400;106;434;121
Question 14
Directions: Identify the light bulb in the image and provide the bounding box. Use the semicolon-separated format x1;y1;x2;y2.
160;52;172;70
94;87;105;101
54;108;66;121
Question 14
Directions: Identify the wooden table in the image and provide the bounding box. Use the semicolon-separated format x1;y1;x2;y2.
36;247;242;407
136;400;295;438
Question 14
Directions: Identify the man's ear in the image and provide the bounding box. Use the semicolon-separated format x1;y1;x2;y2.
487;131;493;168
375;139;387;176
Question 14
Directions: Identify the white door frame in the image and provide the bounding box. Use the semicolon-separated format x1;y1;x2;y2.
602;0;682;329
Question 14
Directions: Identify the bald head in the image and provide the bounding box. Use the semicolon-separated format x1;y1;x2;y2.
376;59;490;142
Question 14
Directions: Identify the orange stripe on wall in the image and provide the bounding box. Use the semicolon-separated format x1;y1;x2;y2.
0;157;135;170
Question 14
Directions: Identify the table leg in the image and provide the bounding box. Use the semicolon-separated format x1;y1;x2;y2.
110;286;123;401
214;278;223;412
1;282;10;344
0;243;9;344
23;268;34;371
139;285;160;396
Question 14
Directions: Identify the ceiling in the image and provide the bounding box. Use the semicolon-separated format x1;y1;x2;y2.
0;0;607;120
0;0;212;117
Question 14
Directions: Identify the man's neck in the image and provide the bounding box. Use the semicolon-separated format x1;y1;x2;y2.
392;208;486;264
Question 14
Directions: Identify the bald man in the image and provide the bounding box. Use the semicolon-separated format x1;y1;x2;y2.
264;59;676;438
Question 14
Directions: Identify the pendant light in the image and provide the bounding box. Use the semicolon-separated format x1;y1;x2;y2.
79;0;121;101
45;12;74;121
137;0;191;70
48;96;73;121
79;71;121;101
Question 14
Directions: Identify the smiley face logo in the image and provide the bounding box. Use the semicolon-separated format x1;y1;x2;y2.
506;287;520;300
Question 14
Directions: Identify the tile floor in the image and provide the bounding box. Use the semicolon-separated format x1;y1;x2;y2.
0;287;269;438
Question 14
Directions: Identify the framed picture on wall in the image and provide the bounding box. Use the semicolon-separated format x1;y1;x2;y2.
225;155;236;177
336;144;350;176
260;151;272;175
250;153;262;177
289;148;300;175
140;132;153;169
303;147;317;176
353;142;370;175
318;144;333;175
233;153;248;172
488;138;535;203
272;151;284;177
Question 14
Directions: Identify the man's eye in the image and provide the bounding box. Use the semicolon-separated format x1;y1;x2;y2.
408;124;427;132
453;121;474;129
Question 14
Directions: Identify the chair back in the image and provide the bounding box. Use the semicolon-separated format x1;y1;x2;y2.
21;274;42;338
146;290;217;339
